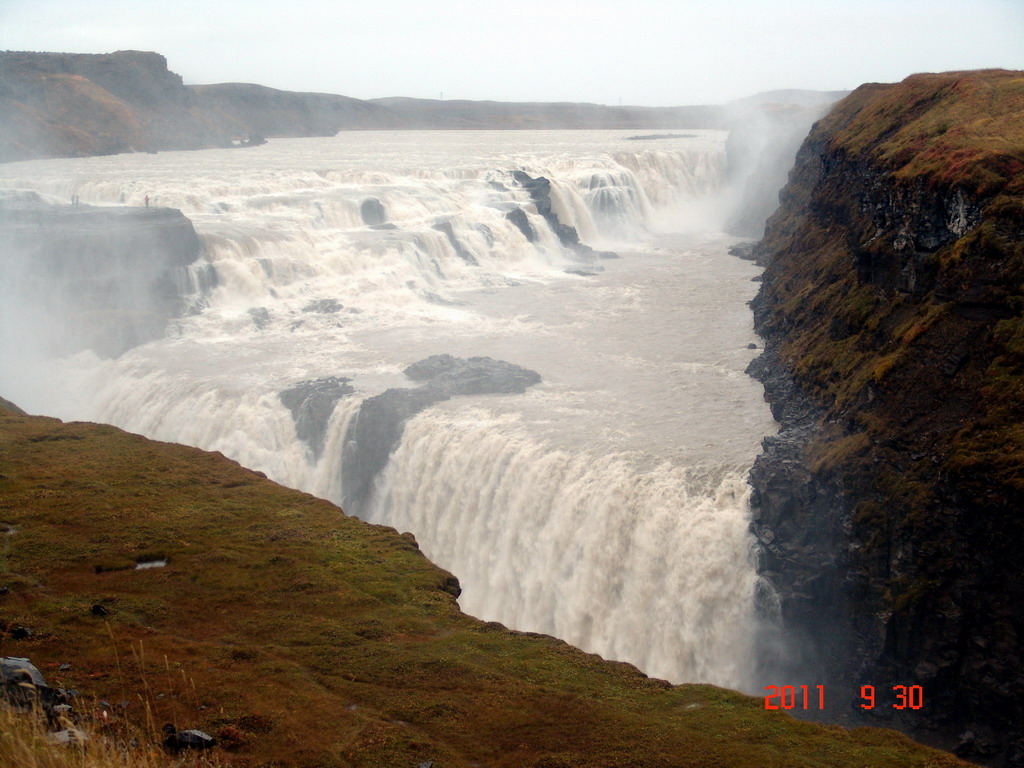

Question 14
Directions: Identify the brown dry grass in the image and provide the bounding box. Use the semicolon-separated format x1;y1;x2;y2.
0;700;191;768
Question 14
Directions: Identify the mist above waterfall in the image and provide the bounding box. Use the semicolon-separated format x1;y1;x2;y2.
721;97;839;237
0;129;778;691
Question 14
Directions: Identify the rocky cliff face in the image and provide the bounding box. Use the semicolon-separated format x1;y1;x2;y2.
748;70;1024;765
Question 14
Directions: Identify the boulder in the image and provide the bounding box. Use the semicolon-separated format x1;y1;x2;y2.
1;656;53;710
248;307;271;329
360;198;387;226
163;723;217;751
301;298;342;314
505;207;536;243
46;727;89;746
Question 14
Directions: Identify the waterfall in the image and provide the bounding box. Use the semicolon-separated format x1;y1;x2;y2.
0;130;772;692
369;408;759;688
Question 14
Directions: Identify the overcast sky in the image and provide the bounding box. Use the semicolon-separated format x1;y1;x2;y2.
1;0;1022;106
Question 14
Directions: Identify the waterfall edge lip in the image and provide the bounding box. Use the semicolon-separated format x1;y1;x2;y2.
370;408;766;692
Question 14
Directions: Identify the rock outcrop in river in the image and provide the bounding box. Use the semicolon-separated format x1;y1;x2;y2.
341;355;542;515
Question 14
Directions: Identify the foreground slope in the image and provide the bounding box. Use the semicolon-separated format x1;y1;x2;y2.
749;69;1024;763
0;406;967;767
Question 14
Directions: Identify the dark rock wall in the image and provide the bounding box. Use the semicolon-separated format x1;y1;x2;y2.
747;71;1024;765
279;377;355;459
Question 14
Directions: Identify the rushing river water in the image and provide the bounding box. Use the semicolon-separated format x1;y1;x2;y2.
0;130;776;690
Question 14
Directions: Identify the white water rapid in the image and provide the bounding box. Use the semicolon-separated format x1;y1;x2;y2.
0;129;776;691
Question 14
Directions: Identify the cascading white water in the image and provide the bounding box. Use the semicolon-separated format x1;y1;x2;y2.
372;408;758;685
0;129;776;692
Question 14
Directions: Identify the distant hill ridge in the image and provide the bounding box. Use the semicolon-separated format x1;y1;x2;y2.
0;49;837;162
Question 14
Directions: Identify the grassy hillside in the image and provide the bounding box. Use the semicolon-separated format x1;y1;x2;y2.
824;71;1024;195
0;405;968;767
0;702;169;768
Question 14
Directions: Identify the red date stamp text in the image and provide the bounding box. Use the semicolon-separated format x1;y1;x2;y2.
764;684;924;711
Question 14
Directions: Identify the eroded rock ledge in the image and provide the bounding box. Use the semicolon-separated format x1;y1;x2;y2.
0;195;200;357
341;354;541;514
